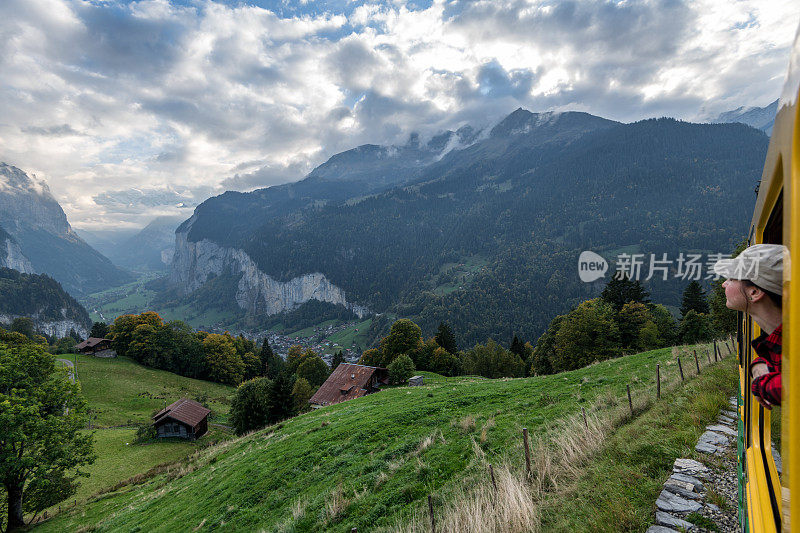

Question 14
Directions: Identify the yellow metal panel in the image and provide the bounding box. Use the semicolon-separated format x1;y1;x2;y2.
786;78;800;532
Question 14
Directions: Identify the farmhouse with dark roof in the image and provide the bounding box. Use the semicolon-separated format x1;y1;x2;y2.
309;363;389;407
152;398;211;440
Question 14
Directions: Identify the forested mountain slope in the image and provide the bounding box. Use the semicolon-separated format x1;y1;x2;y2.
0;267;91;337
171;111;767;345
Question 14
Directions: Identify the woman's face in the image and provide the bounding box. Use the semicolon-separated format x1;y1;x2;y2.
722;278;749;311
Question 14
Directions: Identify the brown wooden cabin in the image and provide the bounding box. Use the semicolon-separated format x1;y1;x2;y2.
309;363;389;407
152;398;210;440
75;337;112;354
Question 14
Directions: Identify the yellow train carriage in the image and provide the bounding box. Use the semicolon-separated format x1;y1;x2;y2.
740;24;800;533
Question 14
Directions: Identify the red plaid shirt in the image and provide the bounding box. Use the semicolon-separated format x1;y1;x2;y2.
750;324;782;406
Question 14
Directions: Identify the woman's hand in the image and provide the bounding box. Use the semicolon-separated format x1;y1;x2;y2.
751;363;772;409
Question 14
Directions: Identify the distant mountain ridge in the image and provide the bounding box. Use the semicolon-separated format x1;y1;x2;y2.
168;109;767;345
81;216;184;272
711;99;778;135
0;163;132;296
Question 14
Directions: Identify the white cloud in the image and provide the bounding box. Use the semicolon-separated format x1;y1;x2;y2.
0;0;797;228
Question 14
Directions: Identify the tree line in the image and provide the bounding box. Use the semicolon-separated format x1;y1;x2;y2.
355;273;736;381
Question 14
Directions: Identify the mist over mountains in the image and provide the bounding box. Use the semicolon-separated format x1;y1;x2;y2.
0;163;132;296
167;108;768;346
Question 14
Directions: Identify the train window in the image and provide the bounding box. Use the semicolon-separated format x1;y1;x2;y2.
763;189;783;245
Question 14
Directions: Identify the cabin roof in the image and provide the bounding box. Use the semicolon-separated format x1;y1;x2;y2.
152;398;210;428
309;363;388;406
75;337;111;350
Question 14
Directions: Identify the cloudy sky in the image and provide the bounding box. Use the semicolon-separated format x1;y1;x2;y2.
1;0;798;230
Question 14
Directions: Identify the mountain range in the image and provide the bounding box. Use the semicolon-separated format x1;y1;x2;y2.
166;108;768;346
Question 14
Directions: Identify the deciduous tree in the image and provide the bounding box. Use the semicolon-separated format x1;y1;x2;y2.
230;377;273;435
291;378;314;413
553;299;620;372
296;355;330;387
379;319;423;364
0;339;95;530
203;333;245;385
387;354;416;384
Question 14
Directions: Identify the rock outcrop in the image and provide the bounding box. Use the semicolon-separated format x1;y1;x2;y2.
0;313;88;339
0;236;34;273
171;226;367;318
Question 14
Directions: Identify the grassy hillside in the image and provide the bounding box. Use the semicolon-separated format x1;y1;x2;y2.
63;354;234;427
38;342;736;532
31;355;236;524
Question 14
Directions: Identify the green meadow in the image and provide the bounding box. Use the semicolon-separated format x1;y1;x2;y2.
60;353;234;427
39;342;736;532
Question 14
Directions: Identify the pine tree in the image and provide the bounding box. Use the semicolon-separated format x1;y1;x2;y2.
600;273;650;311
509;335;525;358
269;371;296;423
680;281;710;318
331;350;345;369
90;322;109;338
259;338;283;379
434;322;458;354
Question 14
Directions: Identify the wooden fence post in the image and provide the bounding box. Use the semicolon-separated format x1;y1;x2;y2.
706;350;712;364
677;356;684;381
627;385;633;416
693;350;700;375
656;364;661;399
522;428;532;478
489;463;498;493
581;407;588;429
428;494;437;533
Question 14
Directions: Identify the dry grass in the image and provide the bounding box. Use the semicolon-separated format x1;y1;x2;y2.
291;497;306;520
397;406;608;533
457;415;476;433
480;418;495;444
417;429;443;453
374;470;389;488
324;483;349;523
396;464;538;533
394;346;722;533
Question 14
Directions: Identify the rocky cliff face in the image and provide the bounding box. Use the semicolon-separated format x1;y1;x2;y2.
0;313;88;339
0;236;34;273
171;225;367;317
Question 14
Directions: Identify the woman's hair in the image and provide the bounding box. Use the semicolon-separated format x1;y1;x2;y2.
742;279;782;308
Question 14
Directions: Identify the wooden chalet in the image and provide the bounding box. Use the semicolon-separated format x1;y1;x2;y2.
75;337;112;354
309;363;389;407
152;398;210;440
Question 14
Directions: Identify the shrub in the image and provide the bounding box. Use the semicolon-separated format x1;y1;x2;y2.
387;354;416;385
134;424;157;443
